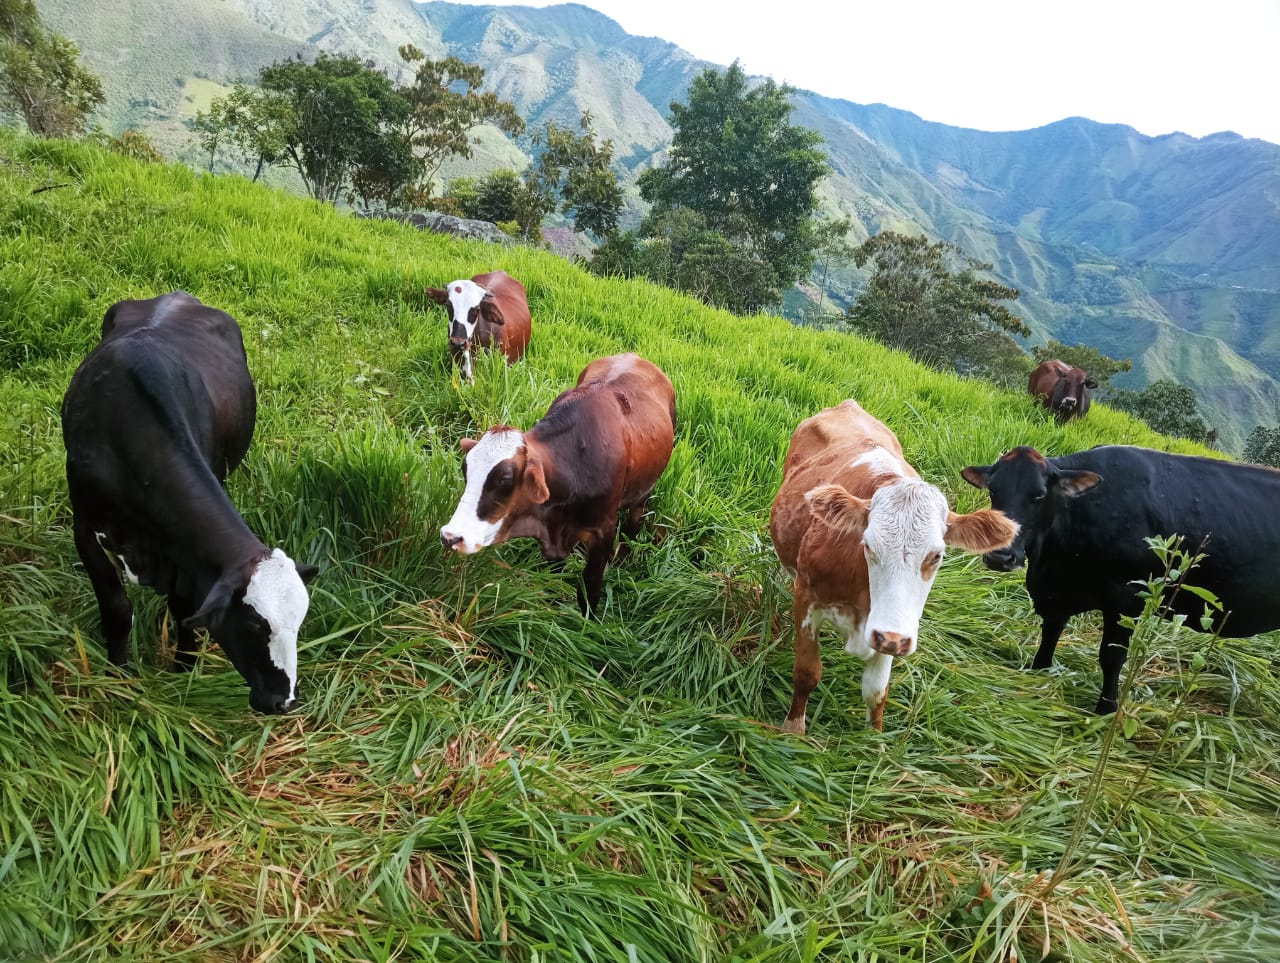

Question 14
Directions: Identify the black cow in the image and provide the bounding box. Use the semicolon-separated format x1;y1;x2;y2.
962;445;1280;713
61;291;317;713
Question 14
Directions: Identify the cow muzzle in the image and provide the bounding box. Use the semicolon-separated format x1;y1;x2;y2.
982;546;1024;571
250;688;297;715
870;630;914;657
448;337;469;353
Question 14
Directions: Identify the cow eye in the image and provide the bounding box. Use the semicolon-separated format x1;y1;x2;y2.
863;545;878;565
926;551;942;567
1031;492;1046;503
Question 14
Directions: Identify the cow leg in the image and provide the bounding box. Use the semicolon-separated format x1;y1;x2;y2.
861;652;893;732
783;596;821;735
167;594;201;672
73;523;133;665
613;491;656;566
1095;614;1132;714
579;529;616;615
1032;612;1069;669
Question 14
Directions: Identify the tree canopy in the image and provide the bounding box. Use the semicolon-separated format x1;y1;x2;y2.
531;112;623;238
0;0;103;137
1242;425;1280;467
847;232;1027;379
622;62;828;312
1109;379;1212;444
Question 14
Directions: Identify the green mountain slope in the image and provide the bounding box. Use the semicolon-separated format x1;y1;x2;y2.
37;0;1280;450
4;128;1280;963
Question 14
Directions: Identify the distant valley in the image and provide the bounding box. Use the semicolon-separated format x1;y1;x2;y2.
40;0;1280;451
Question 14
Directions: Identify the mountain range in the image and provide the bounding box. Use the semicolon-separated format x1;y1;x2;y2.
38;0;1280;451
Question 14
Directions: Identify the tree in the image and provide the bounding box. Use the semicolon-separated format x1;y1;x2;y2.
637;62;828;310
806;214;857;322
191;83;291;180
0;0;103;137
531;112;623;237
1109;379;1211;444
1031;340;1131;391
847;232;1027;376
394;45;524;206
1243;425;1280;467
257;53;409;204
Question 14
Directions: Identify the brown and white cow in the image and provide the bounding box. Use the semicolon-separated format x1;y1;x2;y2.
1028;359;1097;421
768;400;1018;733
425;270;531;381
440;353;676;612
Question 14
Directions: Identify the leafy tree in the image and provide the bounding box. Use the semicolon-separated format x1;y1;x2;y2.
1032;340;1131;391
637;62;828;310
257;53;409;204
1243;425;1280;467
0;0;103;136
588;207;778;314
394;45;524;206
847;232;1027;376
443;168;547;238
1109;379;1211;444
531;112;623;237
191;83;291;180
806;215;857;320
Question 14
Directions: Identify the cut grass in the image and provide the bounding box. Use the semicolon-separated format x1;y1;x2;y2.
1;130;1277;961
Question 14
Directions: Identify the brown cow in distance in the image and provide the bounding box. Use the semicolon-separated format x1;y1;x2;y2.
769;400;1018;733
425;270;531;380
440;353;676;613
1029;358;1097;421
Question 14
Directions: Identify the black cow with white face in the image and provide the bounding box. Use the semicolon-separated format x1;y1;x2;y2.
62;291;317;713
962;444;1280;713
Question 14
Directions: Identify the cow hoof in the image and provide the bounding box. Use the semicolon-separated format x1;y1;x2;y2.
781;717;806;736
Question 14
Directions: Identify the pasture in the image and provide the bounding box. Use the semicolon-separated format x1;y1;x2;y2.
1;132;1278;961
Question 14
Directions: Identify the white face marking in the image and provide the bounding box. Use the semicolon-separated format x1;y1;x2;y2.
441;429;524;553
242;548;310;704
860;480;950;657
96;531;139;584
850;446;904;477
446;279;487;342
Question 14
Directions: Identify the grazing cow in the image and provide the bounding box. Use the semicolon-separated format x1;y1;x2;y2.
440;353;675;612
962;444;1280;714
1028;359;1097;421
769;400;1019;733
61;291;318;713
424;270;531;380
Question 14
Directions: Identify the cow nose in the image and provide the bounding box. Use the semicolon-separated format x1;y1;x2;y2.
449;337;468;351
983;547;1021;571
251;690;295;714
871;630;912;656
441;531;463;550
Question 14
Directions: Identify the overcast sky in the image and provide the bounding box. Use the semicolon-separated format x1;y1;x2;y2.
451;0;1280;145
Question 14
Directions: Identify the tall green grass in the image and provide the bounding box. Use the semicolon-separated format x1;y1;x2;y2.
1;130;1277;961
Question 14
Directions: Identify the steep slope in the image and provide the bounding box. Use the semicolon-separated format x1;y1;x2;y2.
37;0;1280;449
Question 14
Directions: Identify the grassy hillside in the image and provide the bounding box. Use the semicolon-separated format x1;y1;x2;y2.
2;134;1279;961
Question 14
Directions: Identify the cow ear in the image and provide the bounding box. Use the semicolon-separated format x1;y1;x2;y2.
1055;469;1102;496
459;437;479;453
1084;378;1098;390
960;465;992;490
945;509;1019;553
523;454;550;504
295;562;319;586
806;484;869;537
424;287;449;305
479;293;505;325
182;576;238;631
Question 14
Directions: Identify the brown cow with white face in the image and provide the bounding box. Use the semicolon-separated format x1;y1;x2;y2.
1028;359;1097;421
440;353;676;612
424;270;531;381
769;400;1018;733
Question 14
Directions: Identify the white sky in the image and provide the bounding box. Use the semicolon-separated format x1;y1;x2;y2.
454;0;1280;145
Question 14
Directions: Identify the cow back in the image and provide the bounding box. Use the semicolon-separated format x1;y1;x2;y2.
532;353;675;506
1031;446;1280;636
473;270;531;363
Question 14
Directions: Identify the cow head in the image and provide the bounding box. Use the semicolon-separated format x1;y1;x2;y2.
424;278;504;381
807;479;1018;658
183;549;318;713
440;427;547;554
961;446;1101;570
1049;367;1098;420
